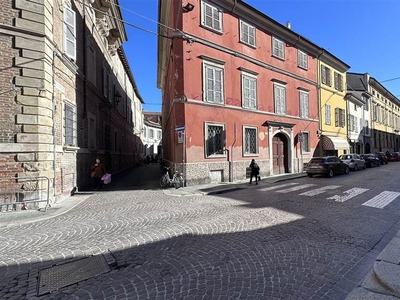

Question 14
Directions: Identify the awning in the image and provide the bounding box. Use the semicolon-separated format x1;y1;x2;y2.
321;135;350;150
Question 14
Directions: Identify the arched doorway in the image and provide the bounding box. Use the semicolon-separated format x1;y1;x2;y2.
272;133;289;174
365;143;370;154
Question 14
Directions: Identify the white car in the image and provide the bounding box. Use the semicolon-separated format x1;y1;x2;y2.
338;154;366;171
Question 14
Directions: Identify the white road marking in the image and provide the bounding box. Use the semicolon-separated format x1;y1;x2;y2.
327;188;369;203
362;191;400;209
258;183;298;191
276;184;316;193
299;185;340;196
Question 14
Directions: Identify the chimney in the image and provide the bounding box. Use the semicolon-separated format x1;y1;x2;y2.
286;21;291;29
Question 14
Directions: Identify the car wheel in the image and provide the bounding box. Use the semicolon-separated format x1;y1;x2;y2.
307;174;313;178
345;166;350;174
327;168;334;178
354;164;358;171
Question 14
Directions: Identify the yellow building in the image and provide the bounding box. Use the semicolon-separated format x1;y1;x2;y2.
317;51;351;156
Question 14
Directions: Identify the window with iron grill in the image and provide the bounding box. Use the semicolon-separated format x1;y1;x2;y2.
104;124;111;151
244;127;257;154
206;124;224;156
64;102;77;146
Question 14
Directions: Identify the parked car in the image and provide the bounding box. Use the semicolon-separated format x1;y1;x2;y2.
360;154;380;168
338;154;366;171
375;152;388;165
389;152;400;162
305;156;350;178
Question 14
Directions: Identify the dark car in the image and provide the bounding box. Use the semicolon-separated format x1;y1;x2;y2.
361;154;380;168
305;156;350;178
375;152;388;165
389;152;400;162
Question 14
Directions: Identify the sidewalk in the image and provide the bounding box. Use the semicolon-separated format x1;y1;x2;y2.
0;166;399;299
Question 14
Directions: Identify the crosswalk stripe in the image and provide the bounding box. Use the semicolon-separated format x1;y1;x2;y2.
362;191;400;209
258;182;298;192
276;184;315;193
299;185;340;196
327;188;369;203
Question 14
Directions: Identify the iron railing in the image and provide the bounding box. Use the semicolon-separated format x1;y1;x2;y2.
0;176;50;212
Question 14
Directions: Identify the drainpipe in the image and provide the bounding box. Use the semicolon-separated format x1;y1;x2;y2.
52;49;57;199
82;0;87;119
317;49;325;157
229;124;236;182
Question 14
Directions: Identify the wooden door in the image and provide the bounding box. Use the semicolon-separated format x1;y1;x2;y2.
273;133;288;174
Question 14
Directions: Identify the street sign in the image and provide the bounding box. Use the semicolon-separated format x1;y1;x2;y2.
175;125;185;132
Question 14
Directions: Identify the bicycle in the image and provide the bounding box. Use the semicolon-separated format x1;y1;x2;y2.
159;166;184;189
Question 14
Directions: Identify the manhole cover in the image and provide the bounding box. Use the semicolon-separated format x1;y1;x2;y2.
37;255;110;296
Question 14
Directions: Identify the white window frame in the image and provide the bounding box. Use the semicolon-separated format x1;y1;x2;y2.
272;37;285;60
63;100;77;148
299;90;309;119
298;50;308;69
274;83;286;115
241;72;257;110
239;20;256;47
201;1;223;33
63;6;76;60
205;122;225;158
202;60;224;105
243;126;258;156
325;105;331;125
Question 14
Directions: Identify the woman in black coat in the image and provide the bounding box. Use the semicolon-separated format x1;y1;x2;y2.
249;159;259;185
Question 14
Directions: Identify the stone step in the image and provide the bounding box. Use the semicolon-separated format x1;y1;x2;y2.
346;270;400;299
373;261;400;298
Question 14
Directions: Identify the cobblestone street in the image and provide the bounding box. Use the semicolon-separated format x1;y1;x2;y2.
1;164;400;299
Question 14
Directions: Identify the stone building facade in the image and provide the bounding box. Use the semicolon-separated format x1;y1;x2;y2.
0;0;142;208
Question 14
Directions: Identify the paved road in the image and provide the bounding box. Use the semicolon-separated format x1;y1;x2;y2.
1;163;400;299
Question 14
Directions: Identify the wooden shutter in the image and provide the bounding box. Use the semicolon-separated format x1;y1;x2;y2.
341;109;346;127
335;108;339;127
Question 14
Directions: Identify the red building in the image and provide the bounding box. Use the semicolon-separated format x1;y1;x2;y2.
157;0;321;186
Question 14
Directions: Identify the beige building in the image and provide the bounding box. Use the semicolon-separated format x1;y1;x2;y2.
0;0;143;209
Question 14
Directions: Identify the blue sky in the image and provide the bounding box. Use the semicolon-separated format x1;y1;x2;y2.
119;0;400;112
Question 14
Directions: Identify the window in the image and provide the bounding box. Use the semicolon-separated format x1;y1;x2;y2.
298;50;308;69
300;132;310;152
64;101;77;147
325;105;331;125
203;60;224;104
89;117;96;149
157;130;161;140
201;1;222;33
240;20;255;47
149;129;154;139
334;72;343;91
64;7;76;60
272;37;285;59
104;124;111;151
363;97;369;111
321;65;331;86
274;83;286;115
102;63;111;100
205;123;225;157
242;72;257;109
335;108;345;127
243;127;257;155
299;91;309;118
